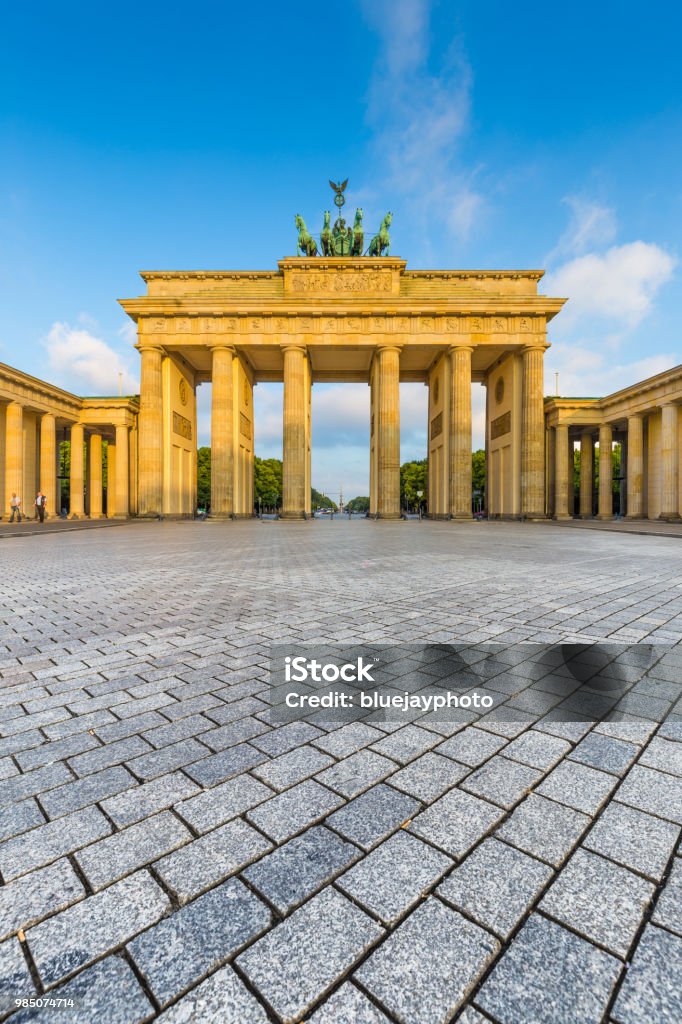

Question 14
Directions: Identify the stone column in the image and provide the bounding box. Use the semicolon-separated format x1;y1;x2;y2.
449;344;473;519
625;415;644;519
89;434;103;518
4;402;23;519
39;413;57;518
137;344;163;516
107;443;117;517
69;423;85;519
597;423;613;519
210;345;235;518
281;345;307;519
554;423;572;519
114;424;130;518
659;403;680;520
521;344;546;517
579;431;594;518
376;345;401;518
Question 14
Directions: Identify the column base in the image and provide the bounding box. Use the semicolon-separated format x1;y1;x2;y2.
208;513;234;521
522;513;548;520
279;511;308;520
450;514;474;521
554;514;574;521
110;514;130;520
595;514;614;521
375;513;403;520
67;513;82;520
89;514;105;520
658;514;681;522
624;514;644;520
578;513;593;519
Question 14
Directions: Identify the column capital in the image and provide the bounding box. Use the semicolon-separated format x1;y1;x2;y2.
135;341;164;354
448;342;474;354
521;342;549;354
210;342;236;355
282;343;307;355
375;343;403;354
660;401;678;410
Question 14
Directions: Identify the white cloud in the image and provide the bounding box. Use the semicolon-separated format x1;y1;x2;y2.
547;197;617;263
547;344;679;398
545;241;676;330
362;0;483;244
43;320;138;395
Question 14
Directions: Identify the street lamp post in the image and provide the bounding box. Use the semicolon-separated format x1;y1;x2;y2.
416;490;423;520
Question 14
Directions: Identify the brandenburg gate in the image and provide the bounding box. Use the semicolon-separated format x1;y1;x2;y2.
120;257;566;519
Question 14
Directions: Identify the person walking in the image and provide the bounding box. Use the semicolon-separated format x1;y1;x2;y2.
35;491;46;523
9;493;22;522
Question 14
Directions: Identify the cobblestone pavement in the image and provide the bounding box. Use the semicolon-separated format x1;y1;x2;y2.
1;519;681;1024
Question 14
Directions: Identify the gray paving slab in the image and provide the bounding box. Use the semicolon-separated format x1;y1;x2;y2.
536;760;618;814
246;779;344;843
438;838;553;939
388;751;469;801
502;729;571;770
75;811;192;891
651;857;682;936
174;772;273;833
460;754;543;809
638;735;682;777
568;731;640;776
38;765;137;819
616;764;682;824
154;965;270;1023
101;770;200;827
315;749;398;798
251;744;334;791
336;830;452;924
0;804;112;881
26;870;169;988
326;783;420;850
475;913;622;1024
236;887;384;1022
308;982;392;1023
408;786;505;859
583;801;680;880
496;792;590;866
0;937;36;1009
612;925;682;1024
243;825;360;914
540;848;655;958
355;898;499;1024
154;817;272;902
0;858;85;941
128;879;271;1008
435;727;508;766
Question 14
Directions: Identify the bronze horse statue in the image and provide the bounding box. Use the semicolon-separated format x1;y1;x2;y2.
351;208;364;257
320;211;333;256
295;214;318;257
368;212;392;256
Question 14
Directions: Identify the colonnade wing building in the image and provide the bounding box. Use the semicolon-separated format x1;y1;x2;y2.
119;257;564;520
2;255;681;522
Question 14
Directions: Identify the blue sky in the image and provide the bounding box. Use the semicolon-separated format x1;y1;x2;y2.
1;0;681;498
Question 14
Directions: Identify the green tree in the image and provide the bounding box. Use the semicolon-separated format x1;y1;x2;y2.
255;457;283;510
197;446;211;509
311;488;337;511
346;496;370;512
472;450;486;493
400;459;428;510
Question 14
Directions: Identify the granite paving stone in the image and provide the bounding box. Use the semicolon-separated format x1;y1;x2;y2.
128;879;271;1008
0;937;36;1008
369;723;441;764
101;770;200;827
200;715;271;752
311;721;385;758
314;749;397;798
502;729;571;770
475;913;621;1024
15;731;101;772
27;870;169;988
38;765;136;819
336;830;452;924
251;744;334;791
0;799;45;843
125;737;209;781
0;804;112;881
308;982;392;1023
75;811;192;891
438;838;553;939
583;801;680;880
67;735;152;776
540;848;655;957
354;898;499;1024
568;732;639;776
154;817;272;902
246;779;345;843
182;741;267;787
408;787;506;859
536;760;618;815
435;727;508;766
495;793;590;866
616;764;682;824
638;735;682;777
154;965;270;1023
326;784;420;850
243;825;361;914
7;955;154;1024
174;773;273;833
142;713;216;749
611;925;682;1024
388;751;469;801
0;762;73;808
94;709;169;743
236;887;384;1023
0;858;85;941
250;720;324;756
651;857;682;935
461;754;543;809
